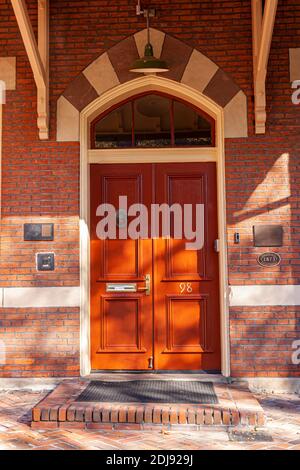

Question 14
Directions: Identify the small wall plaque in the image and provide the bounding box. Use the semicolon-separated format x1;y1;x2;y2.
258;252;281;267
37;253;55;271
24;223;54;241
253;225;283;247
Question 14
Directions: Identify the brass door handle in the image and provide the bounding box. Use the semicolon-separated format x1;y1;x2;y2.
137;274;151;295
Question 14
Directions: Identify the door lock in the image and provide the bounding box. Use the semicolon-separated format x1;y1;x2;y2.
138;274;151;295
214;239;220;253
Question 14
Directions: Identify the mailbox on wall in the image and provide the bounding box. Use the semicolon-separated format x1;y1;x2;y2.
36;253;55;271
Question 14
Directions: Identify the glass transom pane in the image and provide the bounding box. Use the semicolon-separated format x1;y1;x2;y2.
92;94;213;149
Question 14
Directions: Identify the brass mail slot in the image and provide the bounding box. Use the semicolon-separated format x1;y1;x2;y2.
106;283;137;293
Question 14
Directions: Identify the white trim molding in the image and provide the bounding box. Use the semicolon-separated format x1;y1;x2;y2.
230;285;300;307
0;287;80;308
1;285;299;309
88;147;218;164
79;74;230;377
241;378;300;395
0;377;68;391
0;377;298;394
0;57;16;91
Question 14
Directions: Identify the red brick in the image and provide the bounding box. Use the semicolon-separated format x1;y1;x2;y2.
196;409;204;425
32;407;41;422
187;409;196;425
204;408;213;425
222;409;231;426
153;408;162;424
213;409;222;425
118;407;127;423
127;406;136;423
66;406;76;422
92;407;101;423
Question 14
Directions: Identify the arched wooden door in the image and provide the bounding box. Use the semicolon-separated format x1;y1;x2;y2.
90;162;221;371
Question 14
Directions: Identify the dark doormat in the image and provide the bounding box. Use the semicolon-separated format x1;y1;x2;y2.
75;380;218;404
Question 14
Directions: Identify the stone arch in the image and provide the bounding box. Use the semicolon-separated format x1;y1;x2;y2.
57;29;248;141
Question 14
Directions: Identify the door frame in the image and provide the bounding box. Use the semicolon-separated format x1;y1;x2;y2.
79;75;230;376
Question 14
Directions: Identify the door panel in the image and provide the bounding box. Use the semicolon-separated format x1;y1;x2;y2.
103;239;139;279
161;174;207;280
100;296;145;352
90;164;153;370
154;163;220;370
165;296;212;354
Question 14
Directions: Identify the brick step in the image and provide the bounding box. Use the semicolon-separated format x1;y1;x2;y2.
31;380;265;430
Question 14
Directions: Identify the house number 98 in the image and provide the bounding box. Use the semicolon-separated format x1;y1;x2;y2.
179;283;193;294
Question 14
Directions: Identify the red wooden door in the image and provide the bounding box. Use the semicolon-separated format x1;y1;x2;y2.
90;162;220;371
90;164;153;370
153;163;221;370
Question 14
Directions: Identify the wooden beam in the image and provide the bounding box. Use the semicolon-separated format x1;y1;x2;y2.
252;0;278;134
11;0;49;139
37;0;49;140
0;104;3;219
252;0;263;75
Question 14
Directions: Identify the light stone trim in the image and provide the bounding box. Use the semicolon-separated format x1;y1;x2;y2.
57;96;80;142
56;30;248;142
224;90;248;138
83;52;120;96
289;48;300;82
0;57;16;90
0;378;67;391
79;75;230;377
134;28;165;59
2;286;80;308
2;284;299;309
241;378;300;395
181;49;218;93
88;147;218;164
0;377;298;394
230;285;300;306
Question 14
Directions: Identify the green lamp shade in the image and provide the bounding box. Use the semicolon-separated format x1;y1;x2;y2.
130;43;169;73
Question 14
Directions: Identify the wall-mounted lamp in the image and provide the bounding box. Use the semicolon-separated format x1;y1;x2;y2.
130;7;169;74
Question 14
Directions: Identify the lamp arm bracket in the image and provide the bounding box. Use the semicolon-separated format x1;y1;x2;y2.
136;2;156;18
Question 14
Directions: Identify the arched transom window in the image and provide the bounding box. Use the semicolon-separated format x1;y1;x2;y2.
91;92;215;149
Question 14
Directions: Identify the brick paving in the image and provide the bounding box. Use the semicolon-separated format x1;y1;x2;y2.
0;389;299;450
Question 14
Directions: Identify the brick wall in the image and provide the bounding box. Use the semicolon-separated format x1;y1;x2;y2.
0;308;80;377
0;0;300;377
0;216;79;287
230;307;300;377
226;136;300;286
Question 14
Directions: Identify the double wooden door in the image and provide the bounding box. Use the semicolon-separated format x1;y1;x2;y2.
90;163;220;371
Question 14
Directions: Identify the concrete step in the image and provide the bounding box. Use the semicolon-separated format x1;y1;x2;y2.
31;379;265;430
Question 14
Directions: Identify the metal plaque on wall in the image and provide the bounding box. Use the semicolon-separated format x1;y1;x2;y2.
258;252;281;267
253;225;283;247
24;223;54;241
